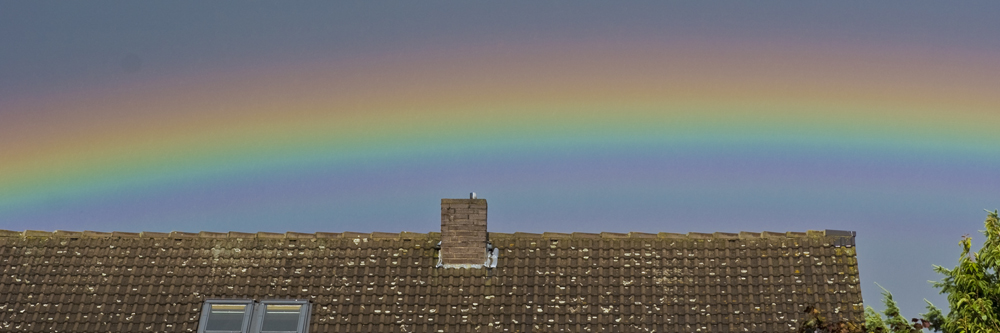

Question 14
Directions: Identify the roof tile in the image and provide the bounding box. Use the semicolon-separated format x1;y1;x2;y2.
0;228;862;332
369;232;398;240
399;232;426;240
687;232;713;239
83;230;113;237
111;231;140;238
139;231;168;238
168;231;198;238
542;232;571;239
23;230;52;237
713;232;739;239
227;231;255;238
761;231;785;238
198;231;226;238
342;232;369;238
256;232;283;239
286;231;316;239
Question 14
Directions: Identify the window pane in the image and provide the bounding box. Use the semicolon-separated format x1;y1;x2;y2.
206;304;247;331
260;304;302;332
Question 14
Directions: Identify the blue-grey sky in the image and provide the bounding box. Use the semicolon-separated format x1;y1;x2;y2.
3;1;1000;319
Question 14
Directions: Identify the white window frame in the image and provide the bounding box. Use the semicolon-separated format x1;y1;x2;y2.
198;299;310;333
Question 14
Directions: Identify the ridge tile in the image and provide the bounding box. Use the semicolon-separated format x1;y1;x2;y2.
139;231;168;238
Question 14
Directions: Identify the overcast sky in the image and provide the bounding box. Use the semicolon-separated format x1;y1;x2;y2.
3;2;1000;319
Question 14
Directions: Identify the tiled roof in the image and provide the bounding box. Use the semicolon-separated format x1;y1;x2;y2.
0;229;862;332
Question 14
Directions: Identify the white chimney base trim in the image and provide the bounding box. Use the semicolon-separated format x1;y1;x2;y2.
436;244;499;269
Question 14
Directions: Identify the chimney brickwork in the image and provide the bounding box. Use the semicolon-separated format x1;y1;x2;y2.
440;198;487;267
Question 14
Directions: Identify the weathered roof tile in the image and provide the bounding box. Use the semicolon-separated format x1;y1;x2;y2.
139;231;168;238
227;231;255;238
23;230;52;237
807;230;826;237
286;231;316;239
761;231;786;238
713;232;739;239
198;231;226;238
687;232;713;239
0;228;862;332
369;232;398;240
341;231;368;238
256;231;283;239
83;230;114;237
541;232;571;239
398;231;426;240
657;232;686;239
168;231;197;238
112;231;140;238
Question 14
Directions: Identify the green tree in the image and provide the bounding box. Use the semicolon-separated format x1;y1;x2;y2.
923;210;1000;332
865;306;888;333
919;300;945;332
863;284;922;333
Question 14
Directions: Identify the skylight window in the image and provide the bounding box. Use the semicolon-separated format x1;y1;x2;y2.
200;300;253;333
254;301;311;333
199;300;310;333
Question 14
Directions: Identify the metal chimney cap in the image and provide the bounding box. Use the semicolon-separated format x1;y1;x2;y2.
470;192;476;199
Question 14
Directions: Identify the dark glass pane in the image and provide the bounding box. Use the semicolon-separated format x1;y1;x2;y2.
261;304;302;332
206;304;247;331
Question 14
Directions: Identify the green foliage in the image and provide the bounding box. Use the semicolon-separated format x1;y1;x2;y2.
883;284;922;332
926;210;1000;333
866;306;888;333
864;285;922;333
920;300;945;332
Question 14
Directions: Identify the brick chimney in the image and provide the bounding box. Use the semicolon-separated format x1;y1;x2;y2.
440;197;488;268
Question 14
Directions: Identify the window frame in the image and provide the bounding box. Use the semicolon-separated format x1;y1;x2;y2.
198;299;311;333
250;299;311;333
198;299;254;333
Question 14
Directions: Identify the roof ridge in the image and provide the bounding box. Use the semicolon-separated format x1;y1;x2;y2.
1;229;856;241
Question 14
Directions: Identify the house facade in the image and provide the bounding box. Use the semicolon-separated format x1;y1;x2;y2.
0;198;863;332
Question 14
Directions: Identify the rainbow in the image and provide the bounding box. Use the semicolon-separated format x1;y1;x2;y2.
2;39;999;229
